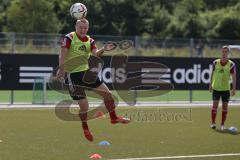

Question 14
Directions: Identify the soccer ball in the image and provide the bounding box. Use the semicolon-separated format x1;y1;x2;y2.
228;126;238;133
70;3;87;19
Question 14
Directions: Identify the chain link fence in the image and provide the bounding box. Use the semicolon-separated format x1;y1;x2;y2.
0;32;240;104
1;32;240;57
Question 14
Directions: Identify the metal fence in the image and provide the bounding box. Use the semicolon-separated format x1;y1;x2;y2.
1;32;240;104
0;32;240;57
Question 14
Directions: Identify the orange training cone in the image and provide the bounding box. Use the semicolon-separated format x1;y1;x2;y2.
94;111;105;119
90;153;102;159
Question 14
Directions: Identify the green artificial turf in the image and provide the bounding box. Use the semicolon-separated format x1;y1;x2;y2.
0;107;239;160
1;90;240;103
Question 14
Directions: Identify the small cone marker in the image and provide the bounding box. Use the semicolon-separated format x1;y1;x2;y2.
99;140;110;146
94;111;105;118
90;153;102;159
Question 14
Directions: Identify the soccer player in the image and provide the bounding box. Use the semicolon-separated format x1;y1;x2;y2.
57;18;130;141
209;46;236;130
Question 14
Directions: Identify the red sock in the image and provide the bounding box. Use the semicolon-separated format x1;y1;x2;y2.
82;122;89;130
221;109;228;125
79;111;89;130
104;99;118;120
211;107;217;124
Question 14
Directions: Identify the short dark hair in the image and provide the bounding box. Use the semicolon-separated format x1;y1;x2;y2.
222;46;230;52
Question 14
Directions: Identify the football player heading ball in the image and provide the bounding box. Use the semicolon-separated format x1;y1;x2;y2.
57;18;130;142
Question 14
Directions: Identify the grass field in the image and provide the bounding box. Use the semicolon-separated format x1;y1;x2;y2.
1;90;240;103
0;106;240;160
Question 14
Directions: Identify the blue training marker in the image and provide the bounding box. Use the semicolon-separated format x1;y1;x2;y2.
99;140;110;146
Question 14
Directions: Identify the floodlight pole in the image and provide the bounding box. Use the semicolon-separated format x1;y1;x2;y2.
189;38;194;103
10;32;16;105
133;35;140;104
43;76;47;104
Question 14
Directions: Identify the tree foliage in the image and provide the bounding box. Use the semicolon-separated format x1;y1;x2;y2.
0;0;240;39
5;0;62;33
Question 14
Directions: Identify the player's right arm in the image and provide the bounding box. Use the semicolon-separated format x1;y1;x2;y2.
57;47;68;78
209;71;213;92
57;35;71;79
209;60;215;92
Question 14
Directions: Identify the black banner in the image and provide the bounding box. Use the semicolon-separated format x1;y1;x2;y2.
0;54;239;90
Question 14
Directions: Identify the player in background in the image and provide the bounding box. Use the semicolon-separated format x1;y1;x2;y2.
209;46;236;130
57;18;130;141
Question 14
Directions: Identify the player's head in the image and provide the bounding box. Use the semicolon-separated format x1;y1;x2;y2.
75;18;89;37
221;46;230;60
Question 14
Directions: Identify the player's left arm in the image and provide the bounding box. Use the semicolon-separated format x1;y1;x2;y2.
91;38;117;57
92;44;115;57
90;38;105;57
92;47;105;57
230;62;236;96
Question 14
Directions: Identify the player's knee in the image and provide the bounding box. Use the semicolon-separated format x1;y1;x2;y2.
102;91;111;98
222;103;228;106
212;101;219;108
222;105;228;111
80;107;88;113
78;100;89;112
103;93;114;102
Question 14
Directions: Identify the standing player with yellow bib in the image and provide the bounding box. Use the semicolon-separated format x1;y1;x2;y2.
209;46;236;130
57;19;130;142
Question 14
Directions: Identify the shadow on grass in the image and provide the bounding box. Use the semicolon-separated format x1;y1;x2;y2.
214;129;240;135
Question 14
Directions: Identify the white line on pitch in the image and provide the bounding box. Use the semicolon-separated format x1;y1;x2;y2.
111;153;240;160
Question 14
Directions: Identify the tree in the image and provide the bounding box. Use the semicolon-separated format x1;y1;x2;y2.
216;16;240;39
203;2;240;39
144;6;171;37
0;0;11;31
5;0;62;33
203;0;239;10
1;0;239;39
166;0;205;38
